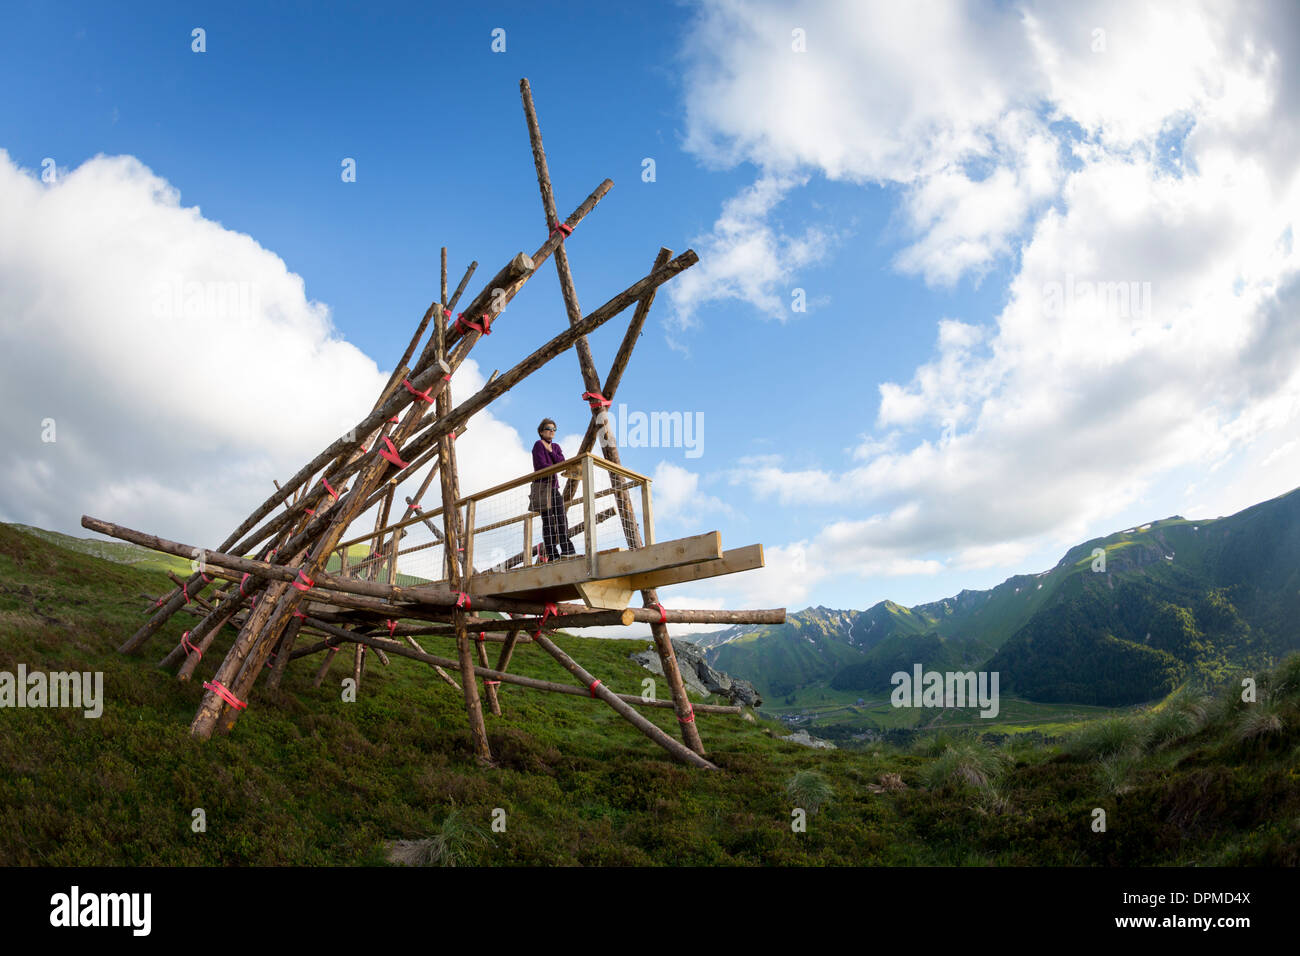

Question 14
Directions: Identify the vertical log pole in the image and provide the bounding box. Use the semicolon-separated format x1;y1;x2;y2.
519;79;705;755
433;276;492;765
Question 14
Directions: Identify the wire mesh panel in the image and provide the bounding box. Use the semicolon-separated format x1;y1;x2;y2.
329;454;653;588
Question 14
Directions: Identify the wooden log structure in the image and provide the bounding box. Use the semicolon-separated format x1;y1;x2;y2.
84;78;782;770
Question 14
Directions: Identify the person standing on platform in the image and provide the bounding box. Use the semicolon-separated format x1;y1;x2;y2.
530;418;577;561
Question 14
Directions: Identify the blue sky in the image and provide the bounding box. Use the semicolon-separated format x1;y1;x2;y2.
2;0;1298;625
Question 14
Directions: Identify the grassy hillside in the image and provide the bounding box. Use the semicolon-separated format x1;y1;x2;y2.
0;523;1296;866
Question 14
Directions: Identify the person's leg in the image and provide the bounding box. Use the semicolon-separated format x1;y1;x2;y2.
550;488;576;556
540;506;560;560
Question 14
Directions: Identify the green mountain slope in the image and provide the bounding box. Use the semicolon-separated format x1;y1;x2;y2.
705;486;1300;706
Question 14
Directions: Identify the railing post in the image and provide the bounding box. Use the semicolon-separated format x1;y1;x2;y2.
523;508;533;567
641;477;654;547
582;454;597;577
463;499;476;582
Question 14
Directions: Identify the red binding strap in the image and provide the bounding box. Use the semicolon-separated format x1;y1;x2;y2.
387;619;397;637
678;706;696;725
588;679;602;697
477;631;486;642
182;631;201;661
203;680;247;710
292;569;315;592
239;573;251;596
485;680;501;686
650;602;667;624
454;313;492;336
388;415;400;423
305;507;315;516
378;436;409;469
292;610;308;620
455;591;471;610
402;378;434;404
182;582;190;604
582;391;612;410
321;477;339;500
550;221;573;241
533;601;559;638
201;573;214;584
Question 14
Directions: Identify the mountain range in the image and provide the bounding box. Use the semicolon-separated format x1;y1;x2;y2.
698;486;1300;706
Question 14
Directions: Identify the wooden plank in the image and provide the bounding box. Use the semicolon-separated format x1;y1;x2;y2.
467;532;722;597
624;544;764;591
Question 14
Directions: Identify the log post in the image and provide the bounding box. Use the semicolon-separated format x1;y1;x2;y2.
519;78;706;755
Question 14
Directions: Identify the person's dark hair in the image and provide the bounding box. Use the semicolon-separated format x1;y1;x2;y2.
538;418;557;437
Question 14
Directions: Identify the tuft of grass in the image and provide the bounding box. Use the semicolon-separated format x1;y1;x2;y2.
1064;716;1152;761
784;770;834;815
1148;689;1211;746
920;738;1008;790
1094;751;1141;796
410;806;494;867
1270;653;1300;702
1234;701;1285;745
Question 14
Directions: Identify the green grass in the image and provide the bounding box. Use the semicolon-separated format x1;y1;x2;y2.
1;523;1297;866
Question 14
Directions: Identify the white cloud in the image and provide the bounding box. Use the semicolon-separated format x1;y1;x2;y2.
691;0;1300;581
0;151;548;553
665;174;834;332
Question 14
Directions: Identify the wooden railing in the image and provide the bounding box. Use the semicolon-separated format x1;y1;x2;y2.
331;453;654;586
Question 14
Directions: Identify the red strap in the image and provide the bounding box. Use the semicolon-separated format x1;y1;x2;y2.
321;477;339;500
650;602;667;624
477;631;486;642
588;679;602;697
293;610;308;620
534;601;559;638
182;582;191;604
292;569;315;592
182;631;202;660
239;573;251;596
201;573;214;584
443;373;452;381
455;591;471;610
485;680;501;686
152;596;165;609
378;436;409;469
678;707;696;725
388;415;400;423
455;313;492;336
402;378;435;404
582;390;612;410
304;507;316;516
204;680;247;710
387;619;397;637
550;221;573;241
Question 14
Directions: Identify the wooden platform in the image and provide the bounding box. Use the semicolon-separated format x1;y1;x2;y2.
442;532;765;609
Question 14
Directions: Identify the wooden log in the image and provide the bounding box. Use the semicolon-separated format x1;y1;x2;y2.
385;250;699;483
312;647;340;688
527;632;717;769
520;80;708;757
436;345;493;763
289;628;741;716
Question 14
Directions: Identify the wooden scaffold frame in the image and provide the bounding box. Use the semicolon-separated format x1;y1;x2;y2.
84;80;784;770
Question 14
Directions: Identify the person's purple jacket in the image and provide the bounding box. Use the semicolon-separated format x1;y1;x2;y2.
532;439;565;492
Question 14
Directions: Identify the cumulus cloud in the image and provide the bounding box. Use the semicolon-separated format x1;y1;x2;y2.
692;0;1300;581
0;151;539;551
